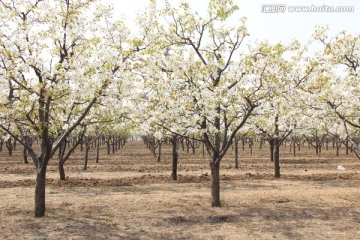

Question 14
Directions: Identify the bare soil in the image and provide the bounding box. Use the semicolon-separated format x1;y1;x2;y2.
0;140;359;240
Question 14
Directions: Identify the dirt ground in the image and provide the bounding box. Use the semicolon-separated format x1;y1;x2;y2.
0;140;359;240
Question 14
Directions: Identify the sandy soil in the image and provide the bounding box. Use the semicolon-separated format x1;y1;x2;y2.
0;140;359;240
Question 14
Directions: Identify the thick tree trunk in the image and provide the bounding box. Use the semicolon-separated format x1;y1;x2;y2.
35;165;47;217
269;138;274;162
274;139;280;178
171;136;178;180
210;159;221;207
59;161;66;180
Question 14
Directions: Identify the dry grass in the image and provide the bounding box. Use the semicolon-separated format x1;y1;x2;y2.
0;141;360;239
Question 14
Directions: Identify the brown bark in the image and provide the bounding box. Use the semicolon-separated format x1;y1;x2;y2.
171;136;178;180
59;161;66;181
96;137;100;163
210;160;221;207
83;143;90;171
202;142;205;157
157;140;162;162
106;136;111;155
274;138;280;178
58;135;83;180
6;138;15;156
23;146;28;164
112;138;115;154
249;140;253;156
293;137;296;156
269;138;274;162
234;138;239;169
35;165;47;217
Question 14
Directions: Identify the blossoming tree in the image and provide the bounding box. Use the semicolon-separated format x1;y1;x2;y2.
0;0;132;217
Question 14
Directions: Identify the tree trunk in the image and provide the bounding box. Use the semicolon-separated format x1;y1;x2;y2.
23;146;28;164
186;139;190;154
157;141;162;163
107;139;111;155
35;164;47;217
210;159;221;207
249;140;253;156
171;136;178;180
336;141;340;156
96;137;100;163
6;138;14;156
84;144;90;171
202;142;205;157
273;115;281;178
58;141;67;180
269;138;274;162
274;139;280;178
234;138;239;169
293;138;296;156
59;161;66;181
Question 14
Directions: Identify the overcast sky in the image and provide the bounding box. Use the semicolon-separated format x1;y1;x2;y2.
105;0;359;43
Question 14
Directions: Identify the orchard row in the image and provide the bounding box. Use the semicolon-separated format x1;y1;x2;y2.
0;0;359;217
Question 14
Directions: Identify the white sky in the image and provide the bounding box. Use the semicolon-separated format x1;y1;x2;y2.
106;0;359;43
